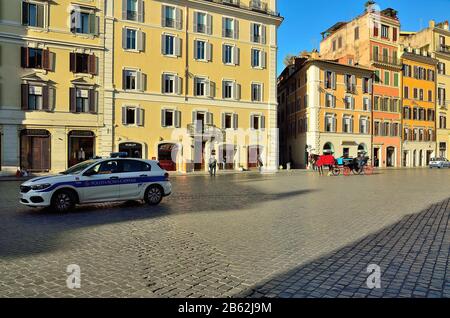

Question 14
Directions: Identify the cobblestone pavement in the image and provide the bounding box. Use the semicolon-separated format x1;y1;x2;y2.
0;169;449;298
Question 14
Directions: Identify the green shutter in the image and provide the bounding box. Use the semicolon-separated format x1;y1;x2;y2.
394;73;399;87
384;71;390;85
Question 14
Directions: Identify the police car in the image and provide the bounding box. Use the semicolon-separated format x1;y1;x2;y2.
19;153;172;212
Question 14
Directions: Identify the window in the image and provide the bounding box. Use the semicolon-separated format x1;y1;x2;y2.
419;89;424;101
381;25;389;39
223;80;237;99
413;88;418;100
223;44;238;65
324;71;336;89
360;117;369;134
27;85;43;110
162;109;174;127
162;74;181;95
125;28;136;50
438;88;446;107
194;12;209;34
325;93;335;108
251;23;265;44
251;115;264;130
344;96;354;109
440;116;447;129
384;71;390;86
373;23;379;37
124;0;142;21
374;70;380;83
69;87;96;113
123;69;145;91
393;27;398;42
162;34;176;56
22;1;45;28
332;40;336;52
338;36;342;49
122;106;144;126
393;73;399;87
345;74;355;93
70;9;97;35
374;122;380;135
162;5;181;29
223;17;238;39
362;77;372;93
404;86;409;99
373;46;379;61
438;62;446;75
251;49;265;68
363;97;371;111
21;47;52;70
343;116;353;133
325;115;335;132
70;53;96;74
122;160;151;173
194;77;212;97
222;113;236;129
354;27;359;40
124;70;137;90
251;83;263;102
195;40;206;60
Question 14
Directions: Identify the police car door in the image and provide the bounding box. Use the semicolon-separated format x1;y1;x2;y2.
81;160;121;202
119;160;152;199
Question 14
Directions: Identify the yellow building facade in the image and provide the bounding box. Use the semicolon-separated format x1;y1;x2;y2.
107;0;282;172
0;0;111;175
400;48;438;167
278;55;373;168
401;21;450;158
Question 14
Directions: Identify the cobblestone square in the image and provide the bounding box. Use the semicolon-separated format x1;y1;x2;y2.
0;169;449;298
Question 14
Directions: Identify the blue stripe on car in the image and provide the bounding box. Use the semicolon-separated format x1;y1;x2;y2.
37;176;167;192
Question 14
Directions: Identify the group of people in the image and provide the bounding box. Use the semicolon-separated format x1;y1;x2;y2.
208;154;264;176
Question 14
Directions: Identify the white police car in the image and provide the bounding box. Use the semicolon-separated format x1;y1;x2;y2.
19;154;172;212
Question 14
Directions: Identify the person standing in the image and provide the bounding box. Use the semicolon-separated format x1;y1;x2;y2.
209;155;217;176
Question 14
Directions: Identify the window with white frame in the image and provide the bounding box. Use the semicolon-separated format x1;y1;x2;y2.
360;117;369;134
124;0;138;21
363;97;371;111
162;5;181;29
325;93;335;108
343;116;353;133
223;80;234;99
123;69;144;91
162;73;181;95
28;85;43;110
194;77;211;97
222;113;236;129
251;83;263;102
124;28;137;50
161;109;177;127
325;114;335;132
162;34;174;55
22;0;46;28
223;44;238;65
344;96;354;109
75;88;90;113
194;40;211;61
251;48;265;68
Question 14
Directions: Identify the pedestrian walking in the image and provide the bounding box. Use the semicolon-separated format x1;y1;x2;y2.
257;154;264;172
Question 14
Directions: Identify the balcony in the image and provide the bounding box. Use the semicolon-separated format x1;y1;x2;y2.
201;0;280;17
437;44;450;55
372;54;402;68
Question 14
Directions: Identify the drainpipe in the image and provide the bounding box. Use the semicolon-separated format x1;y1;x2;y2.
184;5;189;103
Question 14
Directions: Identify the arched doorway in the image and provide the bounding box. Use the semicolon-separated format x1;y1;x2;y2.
119;142;143;158
218;144;235;170
20;129;51;172
68;130;95;167
386;147;395;167
323;142;334;154
158;143;179;171
248;145;264;169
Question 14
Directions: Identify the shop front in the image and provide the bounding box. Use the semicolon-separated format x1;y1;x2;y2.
68;130;95;167
218;144;236;170
20;129;51;172
248;145;264;169
119;142;143;158
158;143;179;171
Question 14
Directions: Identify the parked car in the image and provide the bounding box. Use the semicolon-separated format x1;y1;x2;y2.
19;155;172;212
429;158;450;169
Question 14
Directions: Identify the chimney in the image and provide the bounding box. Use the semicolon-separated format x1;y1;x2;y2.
429;20;436;29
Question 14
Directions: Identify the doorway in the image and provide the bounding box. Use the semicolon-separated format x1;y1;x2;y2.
248;145;263;169
373;148;380;167
386;147;395;167
194;141;206;171
20;129;51;172
219;144;235;170
158;143;178;171
426;151;433;166
119;142;143;158
68;130;95;167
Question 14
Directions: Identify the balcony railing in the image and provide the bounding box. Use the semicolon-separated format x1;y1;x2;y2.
437;44;450;54
202;0;280;17
372;54;402;67
187;123;225;139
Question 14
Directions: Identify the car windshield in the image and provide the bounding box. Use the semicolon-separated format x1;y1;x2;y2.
60;160;97;175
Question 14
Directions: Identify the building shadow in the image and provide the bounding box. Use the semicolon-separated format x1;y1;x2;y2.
238;197;450;298
0;175;316;258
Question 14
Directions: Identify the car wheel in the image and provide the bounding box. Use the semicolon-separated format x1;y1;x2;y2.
144;185;163;206
51;190;76;213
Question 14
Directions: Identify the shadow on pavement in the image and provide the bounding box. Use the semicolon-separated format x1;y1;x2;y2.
0;174;316;258
239;196;450;298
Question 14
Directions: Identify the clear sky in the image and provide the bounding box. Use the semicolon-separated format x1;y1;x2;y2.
277;0;450;74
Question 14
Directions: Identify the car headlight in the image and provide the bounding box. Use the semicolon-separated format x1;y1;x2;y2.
31;183;51;191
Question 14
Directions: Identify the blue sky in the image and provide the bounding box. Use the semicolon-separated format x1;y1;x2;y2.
277;0;450;74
